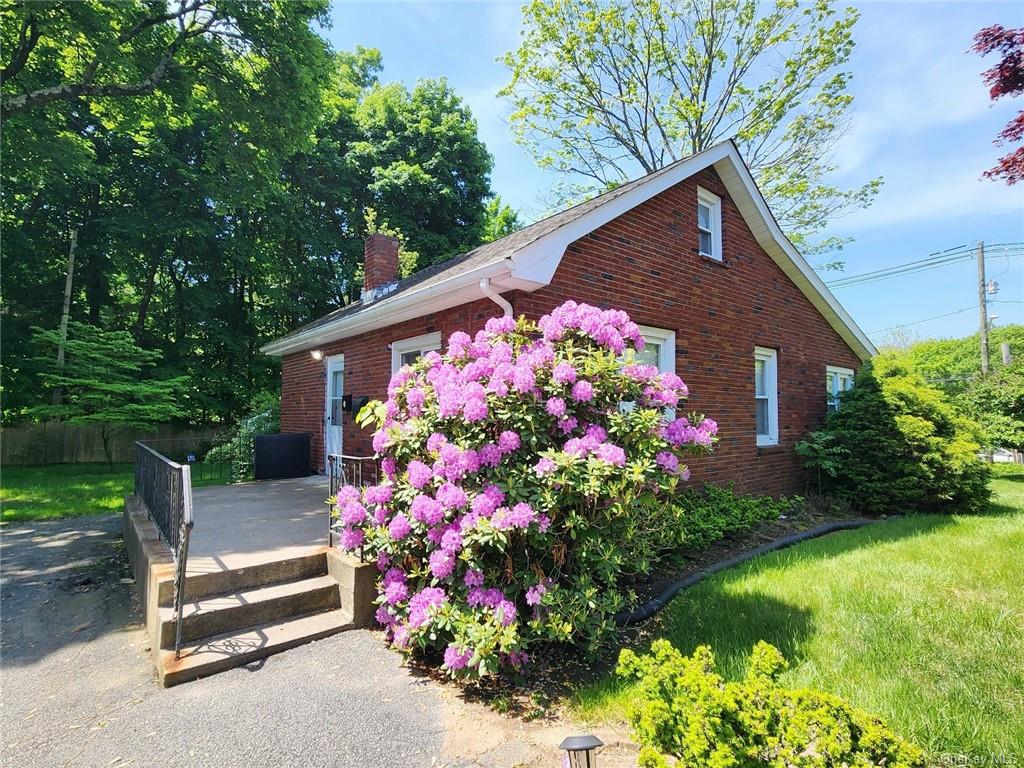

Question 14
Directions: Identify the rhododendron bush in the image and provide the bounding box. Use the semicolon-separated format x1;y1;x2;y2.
335;301;718;676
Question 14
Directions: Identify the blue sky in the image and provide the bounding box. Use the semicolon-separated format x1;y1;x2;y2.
322;1;1024;345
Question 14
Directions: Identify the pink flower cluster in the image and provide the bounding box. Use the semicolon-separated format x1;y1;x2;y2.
562;432;626;467
537;301;645;354
660;416;718;448
331;300;717;675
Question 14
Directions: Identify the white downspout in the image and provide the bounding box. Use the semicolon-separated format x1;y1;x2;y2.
479;277;513;317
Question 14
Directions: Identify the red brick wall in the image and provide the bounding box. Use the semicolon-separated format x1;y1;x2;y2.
281;298;502;470
280;167;862;495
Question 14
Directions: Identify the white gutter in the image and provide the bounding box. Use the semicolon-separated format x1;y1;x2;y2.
479;277;513;316
261;259;518;356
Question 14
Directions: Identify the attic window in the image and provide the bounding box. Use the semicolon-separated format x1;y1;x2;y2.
697;187;722;261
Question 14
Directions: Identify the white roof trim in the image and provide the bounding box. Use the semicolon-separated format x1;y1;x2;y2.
260;259;520;355
263;140;874;360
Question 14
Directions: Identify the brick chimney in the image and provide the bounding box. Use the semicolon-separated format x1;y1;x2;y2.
363;233;400;302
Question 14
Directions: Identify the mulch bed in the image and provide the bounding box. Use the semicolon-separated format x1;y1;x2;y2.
446;497;876;719
632;498;868;604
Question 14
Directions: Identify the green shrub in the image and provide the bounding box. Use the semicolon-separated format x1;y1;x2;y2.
957;362;1024;453
674;484;800;550
796;352;989;515
617;639;925;768
205;395;281;482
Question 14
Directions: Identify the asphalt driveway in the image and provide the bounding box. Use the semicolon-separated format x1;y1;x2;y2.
0;514;444;768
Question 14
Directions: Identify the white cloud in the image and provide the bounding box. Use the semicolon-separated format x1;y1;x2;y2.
832;13;998;173
839;152;1024;232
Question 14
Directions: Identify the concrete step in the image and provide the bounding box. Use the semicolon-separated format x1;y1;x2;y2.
157;549;329;606
158;575;342;649
158;608;355;687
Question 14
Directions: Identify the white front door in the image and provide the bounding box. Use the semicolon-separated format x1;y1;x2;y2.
325;355;344;464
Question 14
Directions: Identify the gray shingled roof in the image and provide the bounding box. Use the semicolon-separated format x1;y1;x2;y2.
275;153;696;343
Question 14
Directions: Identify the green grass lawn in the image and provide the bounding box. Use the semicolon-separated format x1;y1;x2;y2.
573;466;1024;760
1;462;230;522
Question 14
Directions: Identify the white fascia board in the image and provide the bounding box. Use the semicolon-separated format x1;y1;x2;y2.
507;141;872;361
263;140;874;362
509;144;736;285
711;148;876;361
260;260;519;356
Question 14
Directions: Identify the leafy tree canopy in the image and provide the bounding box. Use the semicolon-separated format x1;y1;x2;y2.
2;6;509;426
959;363;1024;452
890;325;1024;393
29;322;187;466
500;0;881;253
973;25;1024;185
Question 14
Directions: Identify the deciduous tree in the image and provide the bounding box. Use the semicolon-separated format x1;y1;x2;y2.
500;0;881;252
959;363;1024;452
30;322;187;466
973;25;1024;185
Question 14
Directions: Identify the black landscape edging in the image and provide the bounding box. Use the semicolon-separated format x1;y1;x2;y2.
615;518;881;627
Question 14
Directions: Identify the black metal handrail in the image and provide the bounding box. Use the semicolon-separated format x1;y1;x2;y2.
326;454;379;549
134;441;194;659
140;432;239;484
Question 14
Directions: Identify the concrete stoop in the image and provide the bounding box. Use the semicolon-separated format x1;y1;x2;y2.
123;496;377;687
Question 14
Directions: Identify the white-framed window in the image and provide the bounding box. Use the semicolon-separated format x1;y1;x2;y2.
621;325;677;416
826;365;855;413
635;325;676;374
391;331;441;374
754;346;778;446
697;187;722;261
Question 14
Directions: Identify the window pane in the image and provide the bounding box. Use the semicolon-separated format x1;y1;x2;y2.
755;359;766;396
699;230;712;255
698;202;710;230
841;374;854;391
634;341;660;369
401;350;421;367
826;372;836;395
330;398;343;424
331;370;343;397
755;397;768;435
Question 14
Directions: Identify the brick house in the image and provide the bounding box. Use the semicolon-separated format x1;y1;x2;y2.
262;141;874;496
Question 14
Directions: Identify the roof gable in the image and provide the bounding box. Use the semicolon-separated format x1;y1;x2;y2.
262;141;875;360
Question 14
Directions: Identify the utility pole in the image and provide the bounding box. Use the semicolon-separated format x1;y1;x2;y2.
53;226;78;405
977;241;989;375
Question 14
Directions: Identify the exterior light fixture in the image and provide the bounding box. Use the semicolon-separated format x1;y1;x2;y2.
559;734;602;768
310;349;324;361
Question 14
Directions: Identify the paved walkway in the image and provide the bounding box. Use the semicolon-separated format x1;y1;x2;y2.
187;476;331;574
0;514;444;768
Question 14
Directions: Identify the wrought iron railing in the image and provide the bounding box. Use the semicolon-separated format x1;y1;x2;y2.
134;441;194;659
326;454;379;550
140;432;239;485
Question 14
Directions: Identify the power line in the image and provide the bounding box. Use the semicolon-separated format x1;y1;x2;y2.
831;245;1024;289
827;242;1024;289
829;243;970;282
867;305;977;335
866;301;1023;336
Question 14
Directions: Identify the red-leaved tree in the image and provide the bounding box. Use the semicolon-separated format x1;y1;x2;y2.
973;25;1024;184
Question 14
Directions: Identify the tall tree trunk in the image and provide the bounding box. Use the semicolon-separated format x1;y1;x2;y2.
134;248;161;338
52;226;78;406
102;425;115;469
